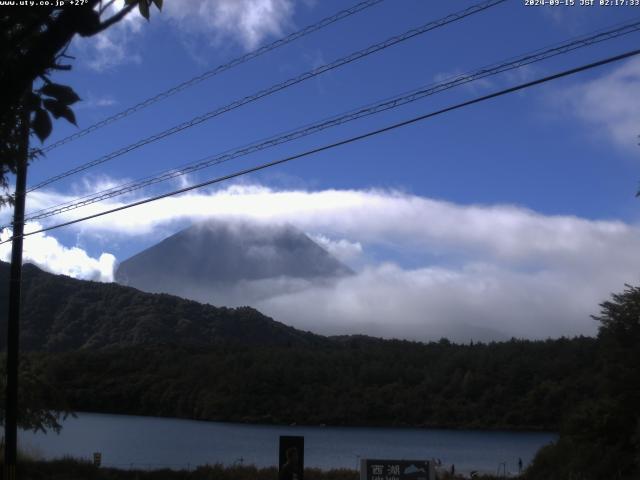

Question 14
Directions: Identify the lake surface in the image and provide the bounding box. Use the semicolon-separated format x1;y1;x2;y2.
20;413;556;476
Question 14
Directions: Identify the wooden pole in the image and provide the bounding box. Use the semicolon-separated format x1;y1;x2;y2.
4;94;29;480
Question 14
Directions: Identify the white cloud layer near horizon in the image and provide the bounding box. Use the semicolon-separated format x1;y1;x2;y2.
0;222;115;282
4;184;640;342
254;262;601;341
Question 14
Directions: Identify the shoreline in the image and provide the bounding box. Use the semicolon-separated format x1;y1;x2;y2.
59;410;559;435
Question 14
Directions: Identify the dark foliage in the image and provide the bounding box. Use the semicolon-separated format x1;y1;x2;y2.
0;0;161;204
0;261;601;433
6;261;638;474
10;458;358;480
0;261;322;432
526;285;640;480
15;335;597;431
0;355;71;433
0;262;325;351
7;458;511;480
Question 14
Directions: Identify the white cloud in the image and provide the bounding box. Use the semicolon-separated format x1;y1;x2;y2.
164;0;295;51
255;263;600;342
72;0;296;71
6;184;640;341
0;222;116;282
72;0;144;72
561;57;640;151
21;184;638;274
309;234;362;264
74;93;118;110
85;32;142;72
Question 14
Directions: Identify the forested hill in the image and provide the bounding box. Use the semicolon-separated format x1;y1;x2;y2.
0;261;325;351
1;263;636;478
0;261;600;432
25;336;597;431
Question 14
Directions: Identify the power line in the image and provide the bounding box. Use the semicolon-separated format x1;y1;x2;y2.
5;47;639;244
27;0;507;193
39;0;386;154
24;18;640;219
19;17;640;224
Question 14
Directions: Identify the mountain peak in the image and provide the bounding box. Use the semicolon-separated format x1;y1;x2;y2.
115;219;352;305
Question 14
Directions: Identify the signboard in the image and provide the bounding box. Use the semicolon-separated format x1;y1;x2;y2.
360;459;434;480
93;452;102;467
279;436;304;480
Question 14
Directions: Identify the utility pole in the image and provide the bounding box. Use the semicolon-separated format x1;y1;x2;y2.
4;94;30;480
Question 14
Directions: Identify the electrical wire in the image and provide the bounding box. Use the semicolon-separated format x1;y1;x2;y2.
27;0;507;192
19;17;640;225
39;0;386;154
4;47;639;244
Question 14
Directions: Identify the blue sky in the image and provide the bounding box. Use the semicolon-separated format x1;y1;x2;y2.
2;0;640;341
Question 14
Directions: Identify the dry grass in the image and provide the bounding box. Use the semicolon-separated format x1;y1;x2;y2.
5;458;361;480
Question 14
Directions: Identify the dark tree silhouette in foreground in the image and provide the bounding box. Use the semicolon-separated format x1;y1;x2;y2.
0;0;162;437
527;285;640;480
0;0;162;207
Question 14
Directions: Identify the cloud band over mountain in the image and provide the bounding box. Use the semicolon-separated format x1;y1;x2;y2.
3;184;639;342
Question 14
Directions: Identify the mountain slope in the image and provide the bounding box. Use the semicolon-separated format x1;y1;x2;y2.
114;220;352;304
0;261;326;352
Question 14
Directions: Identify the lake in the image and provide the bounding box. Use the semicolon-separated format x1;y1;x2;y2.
20;412;556;476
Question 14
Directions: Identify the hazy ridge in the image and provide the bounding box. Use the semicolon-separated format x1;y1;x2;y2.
0;261;325;351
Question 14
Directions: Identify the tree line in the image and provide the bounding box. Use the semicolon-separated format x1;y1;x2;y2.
15;336;598;431
1;262;639;477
